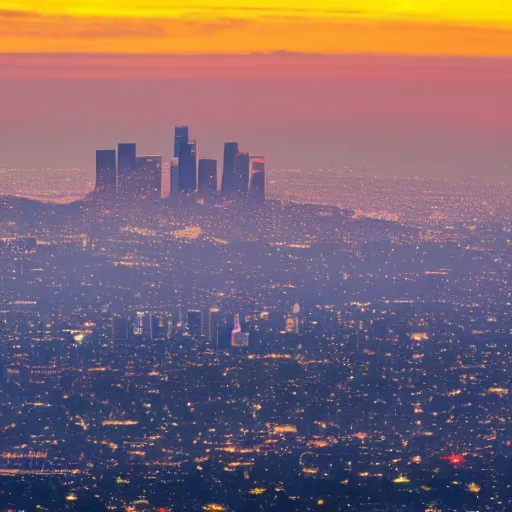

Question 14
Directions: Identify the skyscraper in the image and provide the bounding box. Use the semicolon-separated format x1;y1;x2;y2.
174;125;189;158
95;149;117;197
248;156;265;202
135;155;162;200
221;142;239;195
187;310;203;337
178;141;197;193
161;160;171;199
170;158;180;198
198;159;217;193
231;314;249;347
208;307;223;340
117;143;136;197
233;152;250;197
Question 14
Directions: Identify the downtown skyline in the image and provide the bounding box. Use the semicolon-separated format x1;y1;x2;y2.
95;126;265;201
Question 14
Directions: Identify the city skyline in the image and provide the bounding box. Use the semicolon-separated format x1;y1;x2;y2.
94;126;266;200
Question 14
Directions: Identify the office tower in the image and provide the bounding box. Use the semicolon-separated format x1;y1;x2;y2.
161;161;171;199
187;310;203;337
208;307;223;340
198;159;217;193
149;314;168;341
135;155;162;200
112;315;132;342
216;324;233;350
231;314;249;347
133;312;144;336
248;156;265;202
178;142;197;193
170;158;180;198
285;315;299;334
174;125;189;158
117;143;137;197
221;142;239;195
233;152;250;196
95;149;117;196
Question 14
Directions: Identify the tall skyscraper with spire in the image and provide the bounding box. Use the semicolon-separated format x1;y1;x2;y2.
95;149;117;197
221;141;239;195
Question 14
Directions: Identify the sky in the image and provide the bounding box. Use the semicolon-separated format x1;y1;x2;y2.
1;1;512;55
0;1;511;180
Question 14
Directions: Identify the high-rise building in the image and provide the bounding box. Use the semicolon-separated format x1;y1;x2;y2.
174;125;189;158
178;142;197;193
208;307;223;340
149;314;169;341
231;314;249;347
248;156;265;202
170;158;180;198
135;155;162;200
285;315;299;334
187;310;203;337
112;315;132;342
198;159;217;193
95;149;117;197
221;142;239;195
233;152;250;197
117;143;137;197
161;161;171;199
216;324;233;350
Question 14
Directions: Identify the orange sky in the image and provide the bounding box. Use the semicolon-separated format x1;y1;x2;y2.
1;1;511;56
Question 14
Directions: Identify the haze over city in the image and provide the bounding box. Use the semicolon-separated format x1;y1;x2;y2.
0;2;511;512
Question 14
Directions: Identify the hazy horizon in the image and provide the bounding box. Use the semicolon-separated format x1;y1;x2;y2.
1;52;510;181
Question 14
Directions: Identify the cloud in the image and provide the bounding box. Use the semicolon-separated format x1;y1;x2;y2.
0;9;42;18
0;11;511;57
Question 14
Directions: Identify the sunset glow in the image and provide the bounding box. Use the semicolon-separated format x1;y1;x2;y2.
2;1;512;56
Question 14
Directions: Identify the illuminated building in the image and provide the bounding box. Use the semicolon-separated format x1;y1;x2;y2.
117;143;137;197
285;315;299;334
149;314;169;341
178;141;197;193
173;125;189;158
198;159;217;193
133;312;144;336
248;156;265;202
337;310;344;327
135;156;162;200
95;149;117;197
161;160;171;198
286;303;300;333
231;314;249;347
221;141;239;195
208;307;223;339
